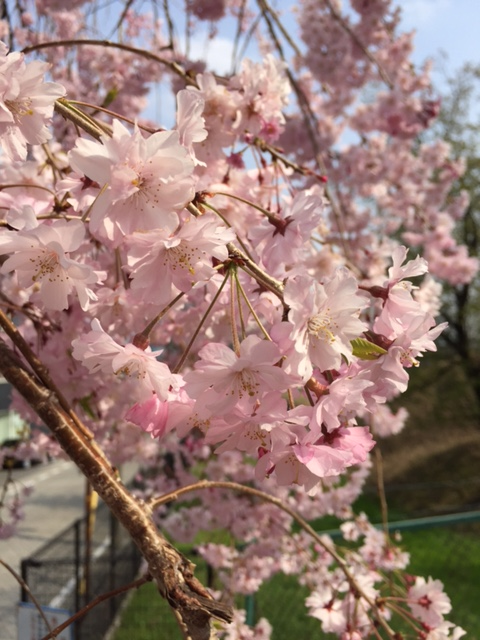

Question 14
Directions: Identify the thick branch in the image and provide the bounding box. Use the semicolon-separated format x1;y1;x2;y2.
0;337;232;640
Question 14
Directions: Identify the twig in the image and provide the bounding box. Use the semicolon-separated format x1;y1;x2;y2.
40;573;153;640
54;98;109;141
22;39;195;87
173;270;231;373
0;559;54;636
257;0;302;58
227;242;285;299
149;480;397;638
108;0;136;40
374;446;390;540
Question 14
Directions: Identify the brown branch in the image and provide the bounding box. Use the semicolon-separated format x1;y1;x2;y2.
0;308;96;442
0;559;54;634
0;337;232;639
40;573;153;640
22;39;195;86
54;98;110;141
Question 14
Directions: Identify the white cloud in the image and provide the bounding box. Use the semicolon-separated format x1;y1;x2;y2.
399;0;452;28
184;32;239;76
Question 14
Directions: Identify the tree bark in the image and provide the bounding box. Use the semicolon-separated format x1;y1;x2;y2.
0;337;232;640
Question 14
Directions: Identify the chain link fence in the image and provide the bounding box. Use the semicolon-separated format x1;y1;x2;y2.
20;500;142;640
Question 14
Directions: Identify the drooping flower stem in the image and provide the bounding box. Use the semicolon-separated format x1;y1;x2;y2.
173;269;231;374
149;479;397;638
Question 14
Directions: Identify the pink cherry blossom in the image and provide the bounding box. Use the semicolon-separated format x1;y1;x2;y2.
205;392;288;454
309;367;373;433
126;213;235;304
0;2;471;635
231;54;290;141
408;577;452;628
0;41;65;160
125;389;194;439
184;335;291;416
284;270;368;379
425;622;466;640
248;189;325;276
293;426;375;480
72;319;181;400
176;89;207;165
69;119;196;245
0;219;99;310
306;587;347;634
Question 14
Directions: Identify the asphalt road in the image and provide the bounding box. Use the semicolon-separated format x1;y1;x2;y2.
0;460;97;640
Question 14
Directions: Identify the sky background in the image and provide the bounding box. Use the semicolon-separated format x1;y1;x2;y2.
399;0;480;79
187;0;480;80
147;0;480;125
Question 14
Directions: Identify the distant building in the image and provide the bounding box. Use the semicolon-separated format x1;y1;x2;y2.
0;378;23;444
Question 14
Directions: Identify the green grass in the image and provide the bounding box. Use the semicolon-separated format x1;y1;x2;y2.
112;515;480;640
112;582;181;640
401;525;480;637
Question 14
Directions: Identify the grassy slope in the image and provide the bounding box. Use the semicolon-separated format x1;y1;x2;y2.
370;352;480;515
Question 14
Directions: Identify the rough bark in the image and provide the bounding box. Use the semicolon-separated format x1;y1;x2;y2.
0;337;233;640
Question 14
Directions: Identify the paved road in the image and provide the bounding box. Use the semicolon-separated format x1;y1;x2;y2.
0;457;144;640
0;460;85;639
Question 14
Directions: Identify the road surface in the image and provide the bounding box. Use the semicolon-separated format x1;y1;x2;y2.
0;459;137;640
0;460;85;639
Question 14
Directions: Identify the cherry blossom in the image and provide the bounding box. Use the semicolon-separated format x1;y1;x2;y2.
408;577;452;628
184;335;291;416
284;270;368;379
176;88;208;165
126;213;236;304
0;41;65;160
125;389;194;439
0;1;473;637
0;218;99;310
306;586;347;634
69;120;196;245
248;189;325;276
72;319;182;400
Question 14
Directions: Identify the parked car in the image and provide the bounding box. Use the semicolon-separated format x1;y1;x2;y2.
1;438;44;469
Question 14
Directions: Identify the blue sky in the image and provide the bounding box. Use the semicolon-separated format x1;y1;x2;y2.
399;0;480;78
180;1;480;78
147;1;480;125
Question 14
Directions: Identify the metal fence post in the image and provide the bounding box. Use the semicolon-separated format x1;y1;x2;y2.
20;559;29;603
109;510;118;618
74;518;82;640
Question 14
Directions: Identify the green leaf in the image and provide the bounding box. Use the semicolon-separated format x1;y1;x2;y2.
351;337;387;360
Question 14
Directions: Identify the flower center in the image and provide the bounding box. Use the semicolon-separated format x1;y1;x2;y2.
166;244;196;275
307;312;336;345
31;249;61;282
236;369;260;398
115;359;147;380
5;97;33;122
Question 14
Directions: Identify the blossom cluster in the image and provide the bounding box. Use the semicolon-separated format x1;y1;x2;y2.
0;1;473;638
